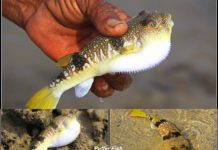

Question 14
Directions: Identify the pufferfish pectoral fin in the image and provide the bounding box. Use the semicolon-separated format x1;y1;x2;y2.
120;44;135;55
120;43;141;55
56;53;73;67
75;78;94;98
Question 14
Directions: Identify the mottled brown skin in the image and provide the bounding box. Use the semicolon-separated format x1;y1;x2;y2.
163;137;190;150
31;115;77;149
48;10;173;101
52;11;171;83
153;119;190;150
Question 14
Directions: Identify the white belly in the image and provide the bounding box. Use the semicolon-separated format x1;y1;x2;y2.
109;40;171;73
49;120;80;148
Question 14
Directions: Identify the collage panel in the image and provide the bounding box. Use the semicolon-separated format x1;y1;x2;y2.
2;0;216;109
110;109;217;150
1;109;109;150
1;109;217;150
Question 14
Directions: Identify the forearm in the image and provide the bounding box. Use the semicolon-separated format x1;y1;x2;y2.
3;0;43;28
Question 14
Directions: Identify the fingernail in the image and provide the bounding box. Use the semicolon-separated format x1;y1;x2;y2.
107;18;124;27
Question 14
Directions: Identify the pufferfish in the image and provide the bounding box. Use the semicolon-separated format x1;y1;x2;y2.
30;115;80;150
130;109;190;150
26;10;174;109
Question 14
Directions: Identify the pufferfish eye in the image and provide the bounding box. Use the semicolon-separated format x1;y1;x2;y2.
148;20;156;27
141;19;157;27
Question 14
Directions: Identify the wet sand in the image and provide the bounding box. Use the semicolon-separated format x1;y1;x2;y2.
1;109;109;150
110;109;217;150
1;109;217;149
2;0;216;108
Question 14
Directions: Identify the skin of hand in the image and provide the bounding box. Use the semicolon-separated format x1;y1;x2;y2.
3;0;133;97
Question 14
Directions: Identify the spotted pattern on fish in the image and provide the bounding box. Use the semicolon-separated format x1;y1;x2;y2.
31;145;37;149
149;117;190;150
26;11;174;110
37;136;45;142
154;119;167;127
76;14;157;65
138;10;147;16
157;121;181;138
31;115;79;149
50;122;58;129
49;64;78;88
141;18;150;26
48;18;154;89
110;37;124;49
72;53;87;70
57;72;66;80
80;36;117;64
48;11;172;90
164;136;190;150
163;131;181;141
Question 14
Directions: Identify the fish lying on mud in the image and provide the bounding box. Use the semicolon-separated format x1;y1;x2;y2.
30;115;80;150
26;10;174;109
130;109;190;150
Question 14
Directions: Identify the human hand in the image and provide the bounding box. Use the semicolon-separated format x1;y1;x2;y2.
3;0;133;97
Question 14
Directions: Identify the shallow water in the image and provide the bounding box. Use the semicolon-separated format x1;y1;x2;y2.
110;109;217;150
2;0;216;108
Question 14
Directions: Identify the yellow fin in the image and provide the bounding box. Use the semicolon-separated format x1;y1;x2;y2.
129;109;147;118
25;86;60;109
150;114;161;123
120;44;135;55
56;53;73;67
120;44;140;55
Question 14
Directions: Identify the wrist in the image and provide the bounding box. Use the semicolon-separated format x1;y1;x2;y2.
3;0;44;28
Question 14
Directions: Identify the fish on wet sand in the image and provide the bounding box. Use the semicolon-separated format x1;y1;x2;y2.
130;109;190;150
26;10;174;109
30;115;80;150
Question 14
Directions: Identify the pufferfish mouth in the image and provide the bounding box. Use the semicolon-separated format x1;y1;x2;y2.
167;14;174;27
162;13;174;27
168;19;174;27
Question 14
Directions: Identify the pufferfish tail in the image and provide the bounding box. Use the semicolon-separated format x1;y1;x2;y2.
25;86;60;109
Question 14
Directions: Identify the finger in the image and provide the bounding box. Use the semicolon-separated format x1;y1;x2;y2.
87;1;129;36
91;76;114;98
104;73;133;91
114;9;131;21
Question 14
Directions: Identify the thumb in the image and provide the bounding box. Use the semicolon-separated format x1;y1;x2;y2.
87;1;129;36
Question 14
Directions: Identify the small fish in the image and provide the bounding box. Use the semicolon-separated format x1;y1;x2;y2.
26;11;174;109
30;115;80;150
130;109;190;150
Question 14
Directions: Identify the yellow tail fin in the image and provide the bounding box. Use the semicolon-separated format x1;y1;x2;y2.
25;86;60;109
129;109;147;118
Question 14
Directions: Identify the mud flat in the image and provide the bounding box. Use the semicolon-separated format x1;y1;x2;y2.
1;109;109;150
110;109;217;150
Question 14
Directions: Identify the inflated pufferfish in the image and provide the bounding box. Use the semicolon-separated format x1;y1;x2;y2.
30;115;80;150
26;10;174;109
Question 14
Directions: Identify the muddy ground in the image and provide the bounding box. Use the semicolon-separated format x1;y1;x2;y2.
110;109;217;150
1;109;109;150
